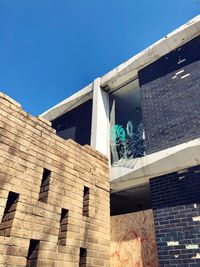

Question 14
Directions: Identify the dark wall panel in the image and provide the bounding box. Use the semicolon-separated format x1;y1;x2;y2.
150;165;200;267
139;35;200;154
51;100;92;146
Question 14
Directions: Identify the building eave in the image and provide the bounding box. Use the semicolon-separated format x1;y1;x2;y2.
40;83;93;121
41;15;200;121
101;15;200;91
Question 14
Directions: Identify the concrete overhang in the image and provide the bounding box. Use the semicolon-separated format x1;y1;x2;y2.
101;15;200;92
41;15;200;121
41;83;93;121
101;15;200;91
110;138;200;192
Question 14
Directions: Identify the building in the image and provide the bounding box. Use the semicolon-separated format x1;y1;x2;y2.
41;15;200;266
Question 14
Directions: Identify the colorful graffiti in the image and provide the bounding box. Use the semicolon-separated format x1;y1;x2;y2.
110;124;126;142
110;121;145;163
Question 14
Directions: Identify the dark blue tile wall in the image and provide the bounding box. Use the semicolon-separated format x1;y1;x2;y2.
150;165;200;267
139;35;200;154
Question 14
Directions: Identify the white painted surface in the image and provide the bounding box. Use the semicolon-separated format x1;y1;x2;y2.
186;244;199;249
192;253;200;259
181;73;190;79
90;78;110;156
192;216;200;222
167;241;179;246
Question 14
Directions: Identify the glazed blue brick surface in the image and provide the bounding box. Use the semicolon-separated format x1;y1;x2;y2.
150;165;200;267
139;35;200;154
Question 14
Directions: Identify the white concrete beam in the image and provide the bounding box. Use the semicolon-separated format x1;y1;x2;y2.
110;138;200;191
90;78;110;156
101;15;200;91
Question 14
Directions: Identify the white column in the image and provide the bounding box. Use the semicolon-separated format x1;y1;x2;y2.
90;78;110;157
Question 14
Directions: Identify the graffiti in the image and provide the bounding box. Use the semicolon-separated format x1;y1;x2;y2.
110;121;145;163
110;124;125;142
126;121;134;137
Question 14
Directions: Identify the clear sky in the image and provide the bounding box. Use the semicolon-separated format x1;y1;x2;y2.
0;1;199;115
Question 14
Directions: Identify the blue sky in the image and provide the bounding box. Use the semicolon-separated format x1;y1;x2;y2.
0;1;199;115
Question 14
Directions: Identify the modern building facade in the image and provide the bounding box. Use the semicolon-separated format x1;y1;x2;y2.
41;16;200;266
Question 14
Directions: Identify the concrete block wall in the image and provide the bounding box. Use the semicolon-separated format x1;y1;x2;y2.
0;93;110;267
139;35;200;154
150;165;200;267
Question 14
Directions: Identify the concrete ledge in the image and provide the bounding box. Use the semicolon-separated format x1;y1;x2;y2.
111;138;200;191
101;15;200;90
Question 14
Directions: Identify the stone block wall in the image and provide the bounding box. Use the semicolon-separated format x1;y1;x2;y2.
150;165;200;267
110;210;158;267
0;93;110;267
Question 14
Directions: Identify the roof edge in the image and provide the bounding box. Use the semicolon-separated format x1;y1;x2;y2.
41;15;200;120
100;15;200;89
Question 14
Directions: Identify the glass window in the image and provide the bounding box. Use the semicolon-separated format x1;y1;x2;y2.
110;80;145;166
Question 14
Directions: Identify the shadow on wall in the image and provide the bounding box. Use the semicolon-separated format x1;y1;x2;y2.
51;99;93;146
110;210;158;267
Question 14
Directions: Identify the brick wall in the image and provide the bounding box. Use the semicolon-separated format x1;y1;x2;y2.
0;93;110;267
150;165;200;267
139;35;200;154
